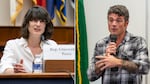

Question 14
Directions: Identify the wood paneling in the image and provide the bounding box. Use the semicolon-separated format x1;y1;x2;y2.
0;26;74;46
51;26;74;44
44;60;74;73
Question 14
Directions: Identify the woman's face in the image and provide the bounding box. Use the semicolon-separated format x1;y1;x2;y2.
28;19;46;37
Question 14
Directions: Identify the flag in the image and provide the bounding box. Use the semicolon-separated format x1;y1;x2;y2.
55;0;67;25
46;0;55;20
33;0;46;8
32;0;37;5
47;0;67;25
76;0;89;84
10;0;23;25
70;0;75;9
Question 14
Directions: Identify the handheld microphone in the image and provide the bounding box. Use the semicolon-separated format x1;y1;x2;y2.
109;34;117;56
110;34;118;71
110;34;117;43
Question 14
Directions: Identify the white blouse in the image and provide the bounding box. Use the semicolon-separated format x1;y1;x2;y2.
0;37;57;73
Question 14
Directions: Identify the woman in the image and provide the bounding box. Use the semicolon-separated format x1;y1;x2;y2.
0;6;57;73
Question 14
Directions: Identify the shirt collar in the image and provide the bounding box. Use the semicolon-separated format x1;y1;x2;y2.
18;37;28;47
122;31;134;43
18;37;45;48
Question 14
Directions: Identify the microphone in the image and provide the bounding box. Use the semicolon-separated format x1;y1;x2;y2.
110;34;117;43
109;34;118;71
109;34;117;56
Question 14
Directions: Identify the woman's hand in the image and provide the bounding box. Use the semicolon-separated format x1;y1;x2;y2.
13;59;26;73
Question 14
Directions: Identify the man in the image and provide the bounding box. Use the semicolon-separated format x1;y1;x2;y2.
87;5;149;84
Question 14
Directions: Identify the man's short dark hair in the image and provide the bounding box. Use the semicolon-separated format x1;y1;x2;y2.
107;5;129;22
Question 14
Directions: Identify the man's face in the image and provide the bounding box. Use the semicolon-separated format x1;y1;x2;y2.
108;13;128;36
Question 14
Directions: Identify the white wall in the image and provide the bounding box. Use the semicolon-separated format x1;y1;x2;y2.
84;0;149;84
0;0;74;26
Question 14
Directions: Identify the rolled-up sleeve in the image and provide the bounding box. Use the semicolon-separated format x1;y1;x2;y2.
133;38;150;74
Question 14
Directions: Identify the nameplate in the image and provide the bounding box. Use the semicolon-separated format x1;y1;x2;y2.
43;44;75;60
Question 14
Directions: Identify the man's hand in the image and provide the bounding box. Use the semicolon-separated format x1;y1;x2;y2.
106;42;117;56
95;55;122;72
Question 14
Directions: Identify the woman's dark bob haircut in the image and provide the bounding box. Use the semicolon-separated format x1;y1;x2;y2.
21;6;54;40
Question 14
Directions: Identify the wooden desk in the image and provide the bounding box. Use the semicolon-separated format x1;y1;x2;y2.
0;73;74;84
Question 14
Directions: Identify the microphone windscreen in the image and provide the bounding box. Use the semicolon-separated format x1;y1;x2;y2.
110;34;117;43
